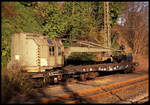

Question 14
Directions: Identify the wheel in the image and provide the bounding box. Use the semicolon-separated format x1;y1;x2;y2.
123;69;130;74
88;72;98;79
32;77;46;88
80;74;86;81
123;66;135;73
129;66;135;73
66;78;75;83
53;77;58;84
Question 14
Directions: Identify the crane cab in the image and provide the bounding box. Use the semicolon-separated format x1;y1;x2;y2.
9;33;64;72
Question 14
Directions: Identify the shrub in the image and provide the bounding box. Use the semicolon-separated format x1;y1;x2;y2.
1;62;33;104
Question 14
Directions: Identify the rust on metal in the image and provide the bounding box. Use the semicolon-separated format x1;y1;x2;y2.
34;75;148;104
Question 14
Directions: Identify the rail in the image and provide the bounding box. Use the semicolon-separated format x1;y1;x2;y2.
28;75;148;104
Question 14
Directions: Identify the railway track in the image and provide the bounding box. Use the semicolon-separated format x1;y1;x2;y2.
28;75;148;104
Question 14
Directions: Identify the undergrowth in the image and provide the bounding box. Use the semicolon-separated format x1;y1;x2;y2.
1;62;33;104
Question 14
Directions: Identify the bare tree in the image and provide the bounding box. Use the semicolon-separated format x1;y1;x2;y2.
113;2;148;55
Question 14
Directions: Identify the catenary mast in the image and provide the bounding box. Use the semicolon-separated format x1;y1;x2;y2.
104;2;111;48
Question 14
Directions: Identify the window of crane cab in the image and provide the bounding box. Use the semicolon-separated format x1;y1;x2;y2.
56;40;62;56
49;46;54;56
47;40;53;45
58;46;61;56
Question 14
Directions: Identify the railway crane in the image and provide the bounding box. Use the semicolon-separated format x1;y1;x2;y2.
8;33;138;87
7;2;138;87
